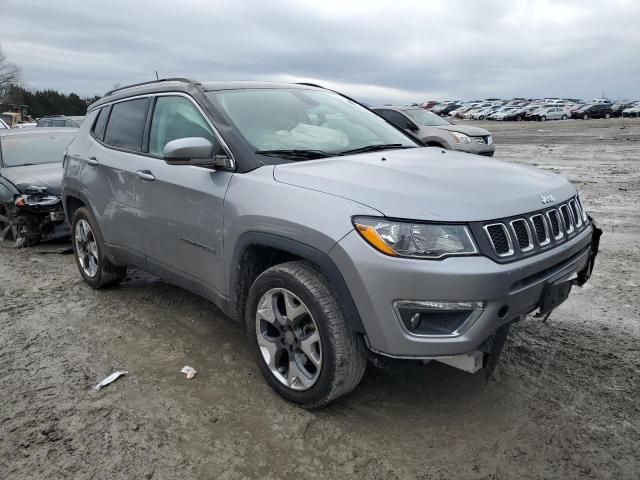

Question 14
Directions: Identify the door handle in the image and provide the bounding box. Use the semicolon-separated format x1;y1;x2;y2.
136;170;156;181
86;156;99;166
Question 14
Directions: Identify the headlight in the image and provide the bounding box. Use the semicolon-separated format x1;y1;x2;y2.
353;217;478;259
448;131;472;144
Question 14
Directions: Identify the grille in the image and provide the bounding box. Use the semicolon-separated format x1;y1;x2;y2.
547;210;561;238
510;219;533;251
559;204;574;233
530;214;550;245
481;196;590;260
569;199;582;227
485;224;512;256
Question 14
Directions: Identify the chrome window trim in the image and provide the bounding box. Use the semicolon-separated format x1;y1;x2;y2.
509;218;534;252
529;214;551;247
88;91;236;169
483;223;514;257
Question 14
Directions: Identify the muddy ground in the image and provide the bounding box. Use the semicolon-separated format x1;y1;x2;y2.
1;118;639;480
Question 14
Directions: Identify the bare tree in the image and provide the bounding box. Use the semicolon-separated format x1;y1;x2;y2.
0;44;21;101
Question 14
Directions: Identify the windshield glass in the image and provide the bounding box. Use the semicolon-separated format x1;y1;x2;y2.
403;109;451;127
1;132;76;167
206;88;417;154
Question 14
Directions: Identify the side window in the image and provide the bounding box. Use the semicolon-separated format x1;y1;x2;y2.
103;98;149;151
37;119;50;127
382;110;411;129
65;120;75;127
148;96;219;156
92;107;110;141
51;119;66;127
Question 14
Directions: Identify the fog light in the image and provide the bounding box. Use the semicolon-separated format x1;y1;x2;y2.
394;300;485;336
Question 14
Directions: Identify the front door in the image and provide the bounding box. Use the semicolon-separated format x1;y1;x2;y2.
133;94;233;295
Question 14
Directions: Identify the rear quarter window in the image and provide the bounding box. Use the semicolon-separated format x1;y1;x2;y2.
103;98;149;152
91;107;110;141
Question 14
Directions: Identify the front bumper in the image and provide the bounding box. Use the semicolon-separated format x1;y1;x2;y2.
450;142;495;156
330;223;597;358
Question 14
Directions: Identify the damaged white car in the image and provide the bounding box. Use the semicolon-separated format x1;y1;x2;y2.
0;128;76;247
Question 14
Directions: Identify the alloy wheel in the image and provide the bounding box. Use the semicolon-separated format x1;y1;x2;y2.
75;219;98;277
255;288;322;391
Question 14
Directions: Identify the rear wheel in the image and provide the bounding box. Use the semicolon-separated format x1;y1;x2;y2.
540;116;546;122
246;261;367;408
605;113;611;119
516;116;523;121
583;114;589;120
562;114;568;120
72;207;126;288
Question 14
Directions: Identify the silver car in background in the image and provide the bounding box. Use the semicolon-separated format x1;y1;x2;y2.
373;106;495;156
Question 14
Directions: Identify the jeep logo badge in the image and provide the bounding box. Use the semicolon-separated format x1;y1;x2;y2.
540;194;556;204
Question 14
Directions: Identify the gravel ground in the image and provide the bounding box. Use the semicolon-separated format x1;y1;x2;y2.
1;118;639;479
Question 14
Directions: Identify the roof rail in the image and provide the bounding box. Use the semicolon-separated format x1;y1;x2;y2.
104;78;201;97
295;82;325;89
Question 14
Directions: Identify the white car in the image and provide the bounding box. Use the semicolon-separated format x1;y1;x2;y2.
12;122;37;129
534;107;570;121
622;105;640;117
0;118;9;129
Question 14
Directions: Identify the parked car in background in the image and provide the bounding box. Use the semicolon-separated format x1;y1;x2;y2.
622;103;640;117
530;106;570;121
12;122;38;129
37;115;85;128
571;103;613;119
611;103;633;117
62;79;599;407
374;106;494;156
494;108;526;121
0;128;76;247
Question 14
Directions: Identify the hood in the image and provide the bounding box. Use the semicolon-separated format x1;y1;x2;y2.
273;148;575;222
0;163;63;196
427;124;491;137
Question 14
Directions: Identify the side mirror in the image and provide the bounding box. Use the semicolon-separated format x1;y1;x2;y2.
163;137;230;168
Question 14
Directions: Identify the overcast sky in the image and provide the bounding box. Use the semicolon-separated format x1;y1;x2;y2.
2;0;639;104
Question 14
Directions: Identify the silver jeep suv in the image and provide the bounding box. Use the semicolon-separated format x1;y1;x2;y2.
62;79;601;407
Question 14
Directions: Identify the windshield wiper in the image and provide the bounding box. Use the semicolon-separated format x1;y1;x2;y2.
337;144;413;156
255;149;337;160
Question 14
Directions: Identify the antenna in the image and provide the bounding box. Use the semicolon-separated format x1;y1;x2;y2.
155;71;159;80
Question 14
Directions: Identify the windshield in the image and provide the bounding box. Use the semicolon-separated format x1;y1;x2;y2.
206;88;417;155
1;132;76;167
403;109;451;127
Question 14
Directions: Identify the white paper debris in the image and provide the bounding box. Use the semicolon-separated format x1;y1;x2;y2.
93;370;128;390
181;366;197;379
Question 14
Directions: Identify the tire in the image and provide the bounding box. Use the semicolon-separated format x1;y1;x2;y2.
246;261;367;408
583;114;589;120
71;207;126;288
516;116;523;121
562;114;568;120
540;116;546;122
605;113;611;119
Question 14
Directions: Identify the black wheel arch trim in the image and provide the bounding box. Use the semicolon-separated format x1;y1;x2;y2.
230;231;366;333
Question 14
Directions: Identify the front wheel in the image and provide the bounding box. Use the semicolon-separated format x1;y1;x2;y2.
72;207;126;288
246;261;367;408
605;113;611;119
540;116;546;122
583;114;589;120
562;114;568;120
0;206;37;248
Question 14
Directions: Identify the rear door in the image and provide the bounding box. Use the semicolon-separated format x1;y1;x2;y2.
80;97;150;263
133;93;233;294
